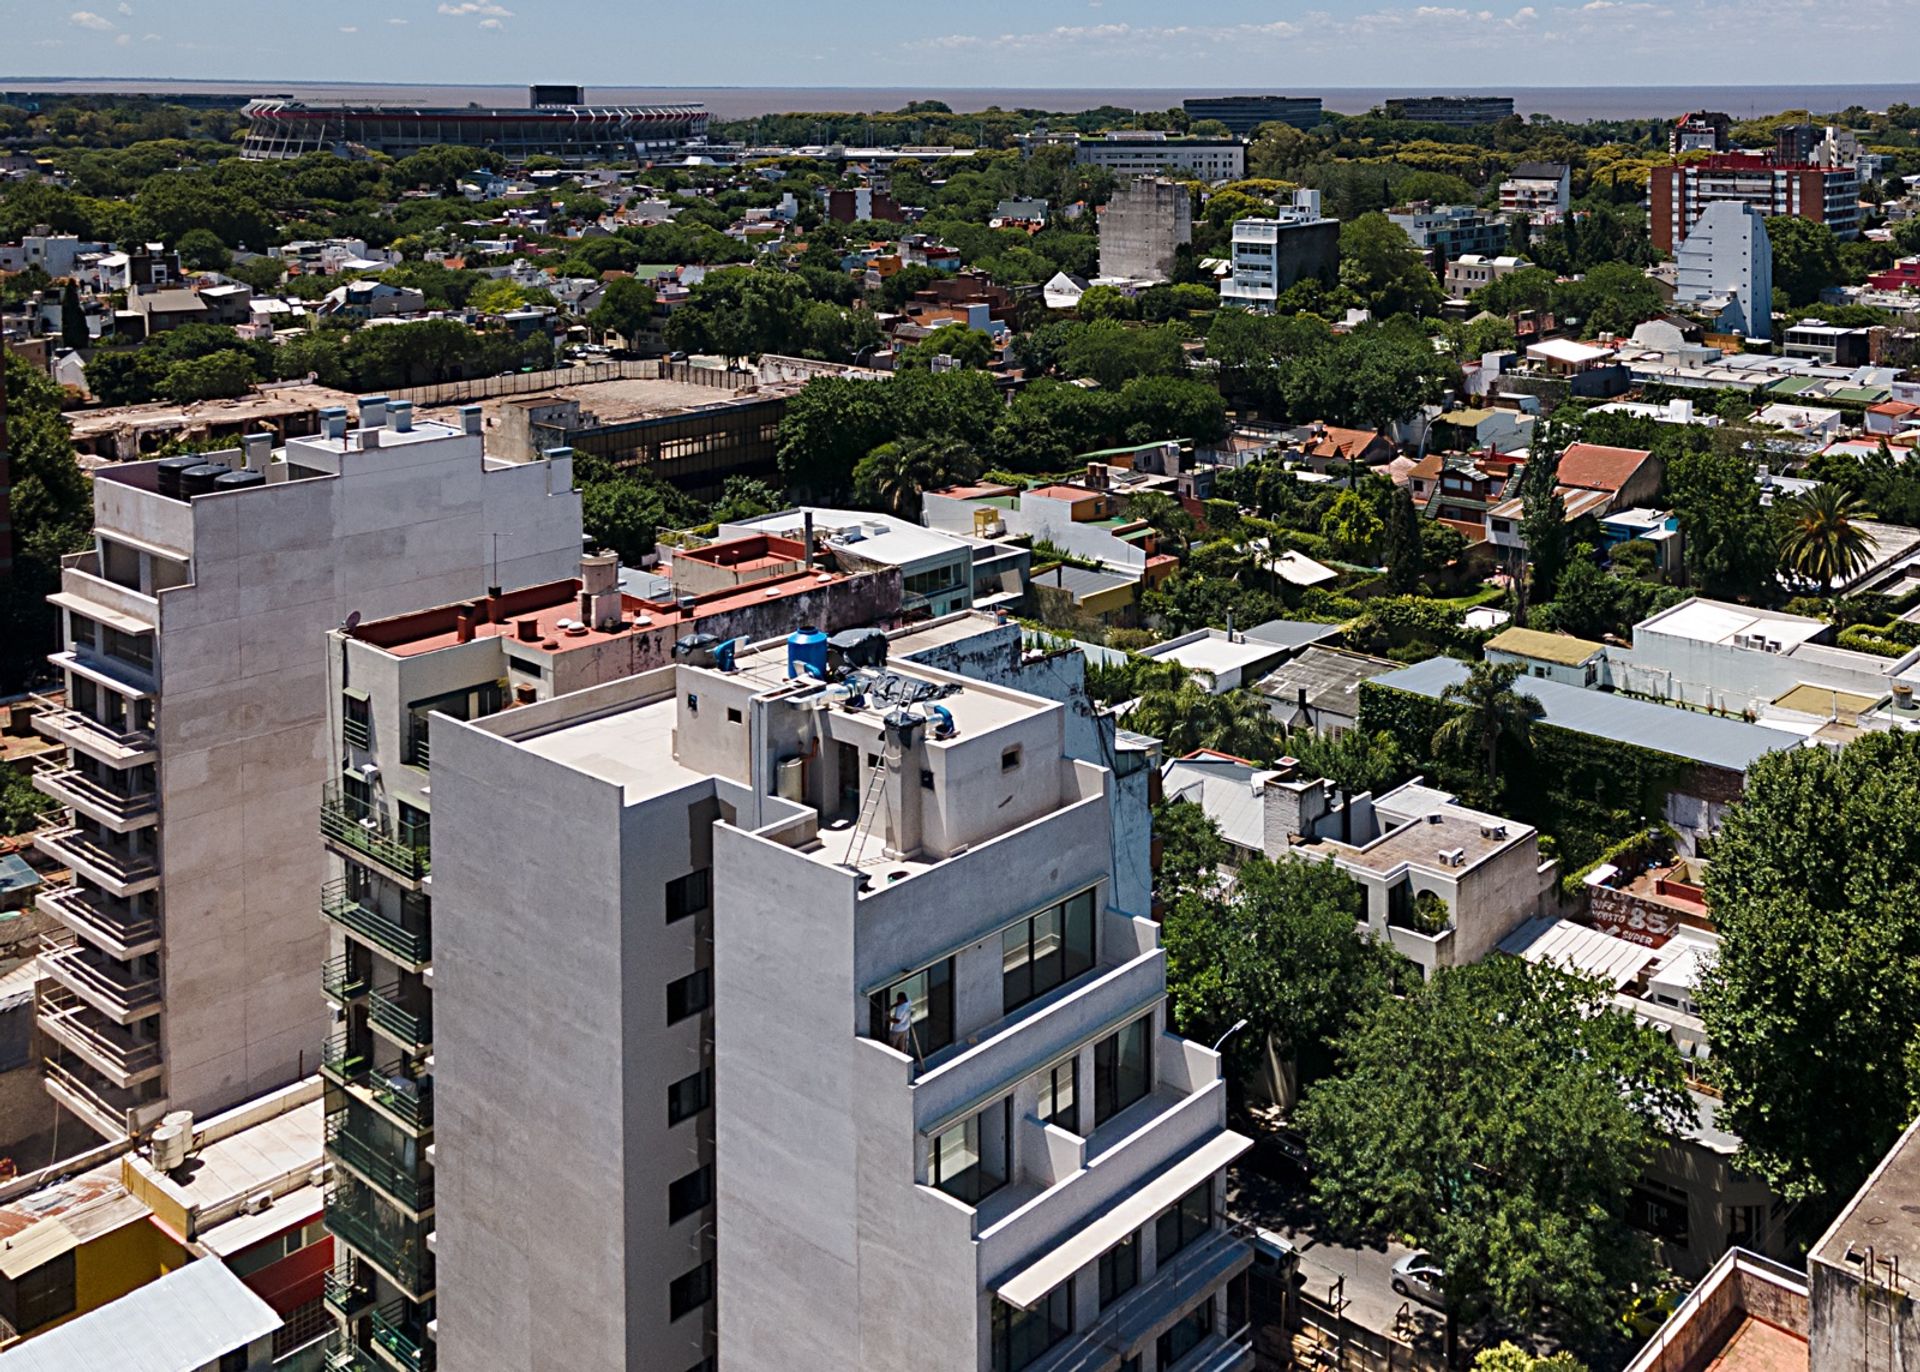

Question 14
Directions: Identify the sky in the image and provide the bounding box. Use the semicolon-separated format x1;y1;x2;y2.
0;0;1909;90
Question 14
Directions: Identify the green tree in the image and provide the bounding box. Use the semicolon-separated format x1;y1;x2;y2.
1552;262;1666;335
226;255;284;295
58;279;88;351
1777;483;1873;594
586;276;657;343
1299;957;1691;1344
1698;730;1920;1207
709;475;782;524
1075;284;1139;322
157;349;255;403
1151;797;1227;907
0;353;93;690
852;437;979;518
1131;682;1283;761
175;227;230;272
1338;213;1444;319
1767;215;1844;306
1516;425;1569;612
1382;486;1424;591
1434;660;1543;787
1126;490;1197;559
1160;851;1393;1078
1668;439;1777;598
1285;728;1404;797
899;325;993;371
1325;488;1385;562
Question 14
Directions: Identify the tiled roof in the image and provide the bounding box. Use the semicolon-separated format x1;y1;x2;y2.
1558;442;1655;493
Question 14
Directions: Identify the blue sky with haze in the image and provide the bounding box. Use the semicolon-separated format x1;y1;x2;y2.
0;0;1902;87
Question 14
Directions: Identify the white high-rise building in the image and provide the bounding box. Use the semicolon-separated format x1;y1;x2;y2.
1674;200;1774;340
1220;190;1340;310
30;398;580;1142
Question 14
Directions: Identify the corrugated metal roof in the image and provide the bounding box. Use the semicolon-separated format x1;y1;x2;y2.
1499;915;1656;989
1244;619;1342;651
1374;657;1797;772
0;1258;279;1372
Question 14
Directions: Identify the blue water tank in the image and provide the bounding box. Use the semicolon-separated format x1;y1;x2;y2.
787;626;829;680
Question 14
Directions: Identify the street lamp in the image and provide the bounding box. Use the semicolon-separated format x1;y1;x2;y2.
1211;1018;1250;1053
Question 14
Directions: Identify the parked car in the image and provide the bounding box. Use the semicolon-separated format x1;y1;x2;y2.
1391;1251;1446;1308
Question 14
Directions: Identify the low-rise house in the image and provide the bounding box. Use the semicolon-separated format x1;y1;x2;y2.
722;507;976;618
1485;626;1608;686
315;279;426;320
1255;646;1402;735
1138;628;1298;693
1444;254;1531;298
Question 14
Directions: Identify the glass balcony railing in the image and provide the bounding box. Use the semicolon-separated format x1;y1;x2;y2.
328;1110;433;1212
370;1300;432;1371
323;954;369;1003
369;986;432;1050
325;1181;434;1299
321;786;429;882
322;880;430;965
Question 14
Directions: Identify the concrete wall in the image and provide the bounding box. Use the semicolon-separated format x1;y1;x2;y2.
1099;179;1193;282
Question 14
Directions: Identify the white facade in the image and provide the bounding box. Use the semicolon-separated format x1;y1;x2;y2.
31;402;581;1142
431;630;1252;1372
1219;192;1338;310
1674;201;1774;340
1075;138;1244;182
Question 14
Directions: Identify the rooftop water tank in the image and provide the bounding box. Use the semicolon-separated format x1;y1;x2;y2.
787;626;829;680
155;455;202;501
212;468;266;492
178;463;230;498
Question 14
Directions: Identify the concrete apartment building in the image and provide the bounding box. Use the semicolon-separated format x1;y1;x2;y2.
1674;201;1774;340
1386;204;1509;264
1498;162;1571;218
1650;154;1861;254
1218;191;1340;310
29;399;581;1148
1076;137;1244;184
312;543;900;1372
1098;178;1194;284
1180;96;1322;135
425;624;1251;1372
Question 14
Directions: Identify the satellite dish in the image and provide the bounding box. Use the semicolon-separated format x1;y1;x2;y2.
343;611;362;632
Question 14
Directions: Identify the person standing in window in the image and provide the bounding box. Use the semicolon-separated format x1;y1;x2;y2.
889;993;915;1055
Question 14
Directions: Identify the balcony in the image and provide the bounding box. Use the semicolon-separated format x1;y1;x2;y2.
36;987;163;1086
323;880;430;969
36;877;160;959
39;937;162;1024
370;1300;433;1372
322;787;429;886
326;1342;382;1372
323;1034;434;1133
324;1261;376;1319
369;986;431;1051
30;695;156;768
33;761;157;833
323;954;370;1004
33;819;159;898
1025;1229;1253;1372
325;1180;435;1300
328;1110;434;1214
43;1054;166;1141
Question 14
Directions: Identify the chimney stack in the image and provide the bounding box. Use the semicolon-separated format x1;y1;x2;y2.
454;602;478;644
460;405;483;437
358;395;388;431
516;618;540;643
581;551;622;630
803;511;815;571
388;400;413;433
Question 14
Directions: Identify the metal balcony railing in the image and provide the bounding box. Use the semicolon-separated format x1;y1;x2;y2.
36;877;160;958
322;1033;434;1132
322;880;430;965
343;715;372;751
32;760;157;826
369;986;432;1050
327;1111;434;1212
321;786;429;882
325;1182;434;1298
324;1261;375;1318
370;1300;431;1370
36;987;163;1083
323;954;369;1003
29;694;156;766
40;937;162;1022
325;1341;381;1372
33;818;159;893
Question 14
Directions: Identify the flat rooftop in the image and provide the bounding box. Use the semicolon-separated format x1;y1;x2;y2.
1815;1113;1920;1273
1640;599;1828;651
1140;632;1282;679
728;507;967;568
416;374;786;432
65;382;358;441
516;694;704;804
1306;795;1522;877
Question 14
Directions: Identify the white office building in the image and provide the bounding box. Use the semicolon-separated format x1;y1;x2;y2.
1674;201;1774;340
30;399;580;1143
429;622;1252;1372
1219;191;1340;310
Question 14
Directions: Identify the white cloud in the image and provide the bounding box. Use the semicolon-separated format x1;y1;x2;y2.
437;1;512;14
478;16;504;29
116;1;132;12
141;31;160;40
339;24;358;31
388;16;409;23
68;10;115;30
114;30;130;43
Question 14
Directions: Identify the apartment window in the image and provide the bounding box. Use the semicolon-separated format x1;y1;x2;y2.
668;1164;713;1223
1036;1057;1078;1134
726;707;742;724
1728;1203;1764;1248
342;689;371;750
1001;888;1097;1014
868;957;954;1059
396;800;429;854
0;1249;75;1335
406;684;499;767
1098;1231;1139;1308
341;771;374;822
1627;1179;1690;1245
1156;1299;1213;1367
991;1282;1072;1372
667;1069;712;1126
271;1296;332;1358
1155;1181;1212;1266
926;1098;1011;1205
666;969;711;1024
668;1261;713;1320
1094;1014;1152;1127
666;869;711;924
102;625;153;673
1001;746;1022;772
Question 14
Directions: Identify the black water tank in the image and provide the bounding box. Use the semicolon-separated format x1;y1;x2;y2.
155;456;201;501
212;468;265;492
179;463;229;497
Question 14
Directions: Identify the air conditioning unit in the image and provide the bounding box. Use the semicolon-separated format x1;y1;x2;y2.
242;1190;273;1215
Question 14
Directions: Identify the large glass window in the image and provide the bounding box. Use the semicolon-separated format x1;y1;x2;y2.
666;869;711;924
666;969;711;1024
1155;1299;1213;1367
926;1099;1010;1205
668;1261;713;1320
668;1165;712;1223
667;1069;712;1126
1155;1181;1213;1266
1002;888;1097;1014
991;1282;1073;1372
1098;1231;1139;1308
868;958;954;1060
1094;1015;1152;1126
1036;1058;1077;1135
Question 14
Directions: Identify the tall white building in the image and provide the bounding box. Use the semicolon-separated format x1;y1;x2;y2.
1674;201;1774;340
31;398;580;1143
428;618;1250;1372
1220;190;1340;310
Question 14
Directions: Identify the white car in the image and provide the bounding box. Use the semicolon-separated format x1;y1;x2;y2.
1391;1251;1445;1307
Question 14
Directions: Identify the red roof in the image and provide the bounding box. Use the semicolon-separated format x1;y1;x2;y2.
1557;442;1654;494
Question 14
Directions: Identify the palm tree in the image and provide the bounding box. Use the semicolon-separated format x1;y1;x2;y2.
1132;682;1280;761
852;438;980;519
1778;484;1875;595
1434;660;1544;786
